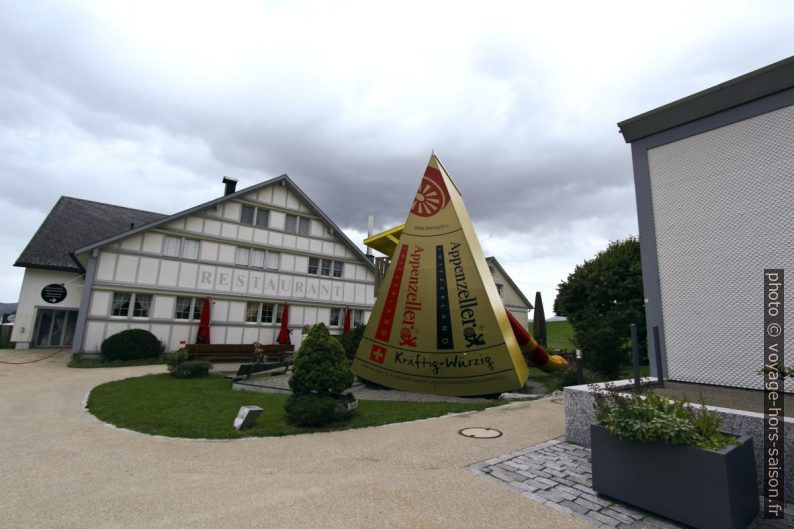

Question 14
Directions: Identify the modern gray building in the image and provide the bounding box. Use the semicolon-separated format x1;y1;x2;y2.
619;56;793;392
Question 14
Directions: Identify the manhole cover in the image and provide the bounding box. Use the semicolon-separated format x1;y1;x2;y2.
458;427;503;439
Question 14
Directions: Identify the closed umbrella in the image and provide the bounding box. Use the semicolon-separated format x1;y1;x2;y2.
532;291;547;348
196;297;211;344
277;303;290;345
343;306;352;334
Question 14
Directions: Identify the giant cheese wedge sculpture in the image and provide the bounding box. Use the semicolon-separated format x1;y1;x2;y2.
352;155;529;396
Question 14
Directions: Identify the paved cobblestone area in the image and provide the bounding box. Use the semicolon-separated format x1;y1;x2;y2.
470;437;794;529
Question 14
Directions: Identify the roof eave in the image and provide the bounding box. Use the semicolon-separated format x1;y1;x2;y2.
72;174;377;272
14;261;84;273
618;55;794;143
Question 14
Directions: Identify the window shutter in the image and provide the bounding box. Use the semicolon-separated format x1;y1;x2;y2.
266;251;280;270
182;239;199;260
235;247;250;266
251;249;266;268
298;217;310;236
164;236;181;257
285;215;297;233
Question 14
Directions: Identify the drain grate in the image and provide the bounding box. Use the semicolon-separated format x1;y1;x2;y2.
458;427;503;439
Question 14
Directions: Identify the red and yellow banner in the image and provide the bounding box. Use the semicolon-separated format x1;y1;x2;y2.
352;155;529;396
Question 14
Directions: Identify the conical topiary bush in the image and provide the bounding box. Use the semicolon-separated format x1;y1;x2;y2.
285;323;354;426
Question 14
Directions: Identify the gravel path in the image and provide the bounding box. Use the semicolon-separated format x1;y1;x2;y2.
0;349;581;529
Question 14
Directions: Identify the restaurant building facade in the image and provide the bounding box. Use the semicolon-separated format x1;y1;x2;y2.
12;175;377;354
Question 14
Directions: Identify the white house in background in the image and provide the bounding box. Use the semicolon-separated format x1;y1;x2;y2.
485;256;533;328
12;175;376;354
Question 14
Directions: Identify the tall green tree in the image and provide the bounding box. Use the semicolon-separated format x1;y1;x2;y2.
554;237;645;379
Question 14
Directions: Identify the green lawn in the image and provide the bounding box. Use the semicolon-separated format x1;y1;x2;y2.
86;374;502;439
545;320;576;352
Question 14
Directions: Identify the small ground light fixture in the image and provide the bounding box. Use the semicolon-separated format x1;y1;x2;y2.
233;405;263;430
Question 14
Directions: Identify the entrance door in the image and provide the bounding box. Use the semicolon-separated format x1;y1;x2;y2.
34;309;78;347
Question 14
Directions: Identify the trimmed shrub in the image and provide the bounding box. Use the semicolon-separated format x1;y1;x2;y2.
171;361;212;378
283;393;340;426
289;323;354;395
286;323;354;426
101;329;164;362
166;349;189;373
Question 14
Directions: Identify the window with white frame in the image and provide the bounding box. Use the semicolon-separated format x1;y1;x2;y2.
255;208;269;228
329;307;341;327
284;214;310;235
256;302;283;324
111;292;151;318
174;297;192;319
111;293;131;316
260;303;274;323
353;309;363;326
320;259;332;276
174;297;203;320
308;258;343;278
240;205;255;225
245;302;259;322
193;298;204;320
132;294;152;317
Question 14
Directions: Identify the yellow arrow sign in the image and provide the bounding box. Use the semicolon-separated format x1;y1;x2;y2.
352;155;529;396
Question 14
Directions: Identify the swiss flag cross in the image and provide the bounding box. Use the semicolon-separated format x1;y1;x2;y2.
369;345;387;364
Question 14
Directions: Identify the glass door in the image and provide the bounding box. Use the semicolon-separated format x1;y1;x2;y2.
34;309;78;347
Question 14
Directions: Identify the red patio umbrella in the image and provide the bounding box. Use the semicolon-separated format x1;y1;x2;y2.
277;303;290;344
196;297;211;344
343;306;352;334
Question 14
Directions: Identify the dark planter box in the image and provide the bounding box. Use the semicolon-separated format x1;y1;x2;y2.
591;424;758;529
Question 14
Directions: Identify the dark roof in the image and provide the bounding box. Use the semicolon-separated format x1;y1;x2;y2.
486;256;533;310
74;174;377;272
15;197;166;272
618;55;794;143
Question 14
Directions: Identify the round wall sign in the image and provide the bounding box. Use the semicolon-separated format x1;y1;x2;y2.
41;284;67;304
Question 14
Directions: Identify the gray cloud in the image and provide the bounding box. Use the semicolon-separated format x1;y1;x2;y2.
1;0;793;309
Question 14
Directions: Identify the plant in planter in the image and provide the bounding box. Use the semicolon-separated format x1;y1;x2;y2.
285;323;355;426
590;385;758;529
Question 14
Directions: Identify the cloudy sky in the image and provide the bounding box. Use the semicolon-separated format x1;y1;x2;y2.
2;0;793;314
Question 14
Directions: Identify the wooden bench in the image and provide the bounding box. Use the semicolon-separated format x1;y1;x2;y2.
185;343;294;363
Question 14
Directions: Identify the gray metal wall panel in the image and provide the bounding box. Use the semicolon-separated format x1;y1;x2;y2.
647;104;793;391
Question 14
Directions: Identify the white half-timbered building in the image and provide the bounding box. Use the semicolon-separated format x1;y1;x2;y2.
12;176;375;354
